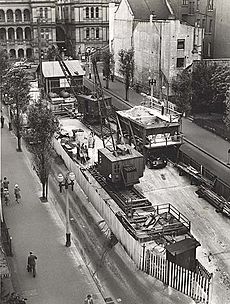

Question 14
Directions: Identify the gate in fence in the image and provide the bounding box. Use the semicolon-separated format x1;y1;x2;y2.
142;251;212;304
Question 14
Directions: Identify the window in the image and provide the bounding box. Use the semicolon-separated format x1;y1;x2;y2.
182;0;188;4
196;18;200;26
176;58;185;68
86;7;89;19
182;14;187;22
189;1;195;14
91;28;95;38
208;0;213;10
209;19;213;32
207;42;211;57
96;28;99;39
95;7;99;18
197;0;200;11
41;29;44;39
177;39;185;49
46;29;49;40
91;7;94;18
202;19;205;28
44;8;48;19
40;8;43;18
86;28;89;39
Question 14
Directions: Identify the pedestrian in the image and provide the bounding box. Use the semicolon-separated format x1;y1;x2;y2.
1;114;4;128
14;184;21;203
3;188;10;206
3;177;9;190
161;101;165;116
27;251;37;277
84;294;93;304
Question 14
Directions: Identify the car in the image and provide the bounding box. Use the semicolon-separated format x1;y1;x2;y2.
146;155;167;169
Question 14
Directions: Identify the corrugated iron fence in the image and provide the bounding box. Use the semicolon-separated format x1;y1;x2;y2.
142;251;212;304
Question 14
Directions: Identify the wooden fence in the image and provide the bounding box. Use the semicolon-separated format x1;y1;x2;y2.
53;138;212;303
143;251;212;304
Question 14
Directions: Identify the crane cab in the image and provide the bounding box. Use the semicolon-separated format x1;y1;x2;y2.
97;144;144;188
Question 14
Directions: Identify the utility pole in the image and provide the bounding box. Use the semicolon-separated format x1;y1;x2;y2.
37;18;44;98
159;22;163;106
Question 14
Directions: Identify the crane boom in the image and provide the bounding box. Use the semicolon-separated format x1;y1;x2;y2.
91;56;117;152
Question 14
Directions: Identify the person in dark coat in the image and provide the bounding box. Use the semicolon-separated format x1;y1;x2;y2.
3;177;9;190
1;115;4;128
84;294;93;304
27;252;38;277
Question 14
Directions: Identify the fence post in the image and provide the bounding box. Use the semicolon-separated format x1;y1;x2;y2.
142;244;146;271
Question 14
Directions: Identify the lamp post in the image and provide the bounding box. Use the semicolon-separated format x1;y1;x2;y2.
57;172;75;247
148;76;156;106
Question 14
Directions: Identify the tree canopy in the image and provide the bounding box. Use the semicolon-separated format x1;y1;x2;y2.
24;100;59;199
3;67;31;151
118;48;135;101
172;61;230;115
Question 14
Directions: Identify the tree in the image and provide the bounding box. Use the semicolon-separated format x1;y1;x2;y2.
24;100;59;200
3;68;30;151
118;48;135;101
172;69;192;116
102;49;114;89
224;88;230;130
210;65;230;113
191;61;216;114
46;45;60;61
0;48;9;102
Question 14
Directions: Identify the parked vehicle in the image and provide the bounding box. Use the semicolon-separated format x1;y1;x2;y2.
146;154;167;169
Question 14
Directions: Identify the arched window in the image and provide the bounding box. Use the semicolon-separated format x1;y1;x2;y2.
91;28;95;39
15;9;22;22
24;9;30;21
95;7;99;18
9;49;16;58
8;28;14;41
16;27;23;41
0;10;5;22
6;10;13;22
40;8;43;18
26;48;33;59
0;28;6;41
25;27;31;40
86;7;89;19
86;28;89;39
44;8;48;19
91;7;94;18
18;48;24;59
96;28;99;39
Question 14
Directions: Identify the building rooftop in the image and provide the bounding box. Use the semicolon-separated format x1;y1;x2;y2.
127;0;172;20
117;105;180;128
41;60;85;78
165;238;200;255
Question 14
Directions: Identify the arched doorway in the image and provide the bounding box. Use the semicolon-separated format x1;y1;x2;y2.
18;48;24;58
0;28;6;42
9;49;16;58
8;28;14;41
26;48;33;59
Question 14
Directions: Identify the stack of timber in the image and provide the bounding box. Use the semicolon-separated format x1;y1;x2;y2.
196;185;230;218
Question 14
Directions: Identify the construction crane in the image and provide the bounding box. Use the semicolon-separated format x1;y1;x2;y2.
91;55;117;152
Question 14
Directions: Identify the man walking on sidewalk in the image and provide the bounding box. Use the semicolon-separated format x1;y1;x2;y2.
1;114;5;128
27;252;38;277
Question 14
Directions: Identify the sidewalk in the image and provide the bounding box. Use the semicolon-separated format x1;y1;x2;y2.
1;126;105;303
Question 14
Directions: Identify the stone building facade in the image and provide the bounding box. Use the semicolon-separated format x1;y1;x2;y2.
0;0;110;60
